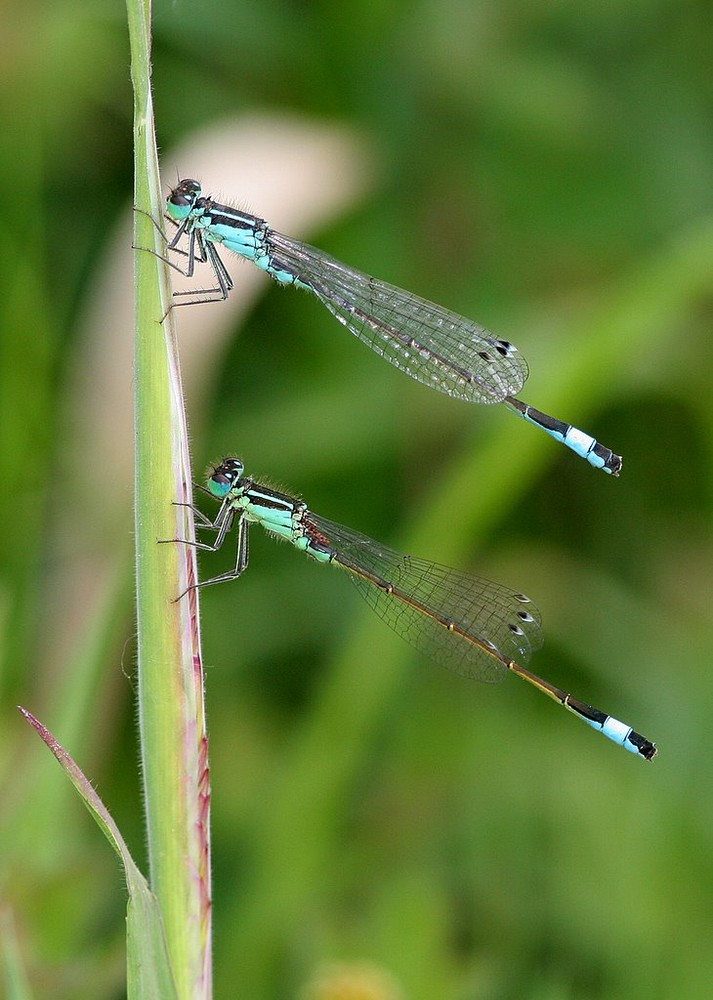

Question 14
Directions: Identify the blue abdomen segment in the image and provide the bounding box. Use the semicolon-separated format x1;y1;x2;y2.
585;713;637;751
568;697;656;759
505;397;622;475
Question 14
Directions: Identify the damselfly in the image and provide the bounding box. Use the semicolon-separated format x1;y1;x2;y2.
153;179;622;476
174;457;655;759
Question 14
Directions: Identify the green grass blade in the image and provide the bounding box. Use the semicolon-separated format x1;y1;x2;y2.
18;709;180;1000
126;0;212;996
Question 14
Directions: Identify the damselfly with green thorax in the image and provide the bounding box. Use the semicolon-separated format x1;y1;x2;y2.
152;179;622;476
174;457;655;759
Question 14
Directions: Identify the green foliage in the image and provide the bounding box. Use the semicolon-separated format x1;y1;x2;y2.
0;0;711;997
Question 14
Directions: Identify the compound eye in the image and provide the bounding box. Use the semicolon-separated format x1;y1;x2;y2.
208;458;244;497
169;178;201;206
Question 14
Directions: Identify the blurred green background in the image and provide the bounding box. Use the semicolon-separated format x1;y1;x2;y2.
1;0;712;997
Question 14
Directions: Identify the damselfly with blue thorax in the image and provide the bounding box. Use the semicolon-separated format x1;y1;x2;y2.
150;179;623;475
171;457;655;759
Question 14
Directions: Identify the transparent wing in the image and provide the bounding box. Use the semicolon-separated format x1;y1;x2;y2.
305;512;543;682
268;232;529;404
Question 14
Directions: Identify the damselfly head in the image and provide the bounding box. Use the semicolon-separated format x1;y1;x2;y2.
207;457;245;498
169;178;202;208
